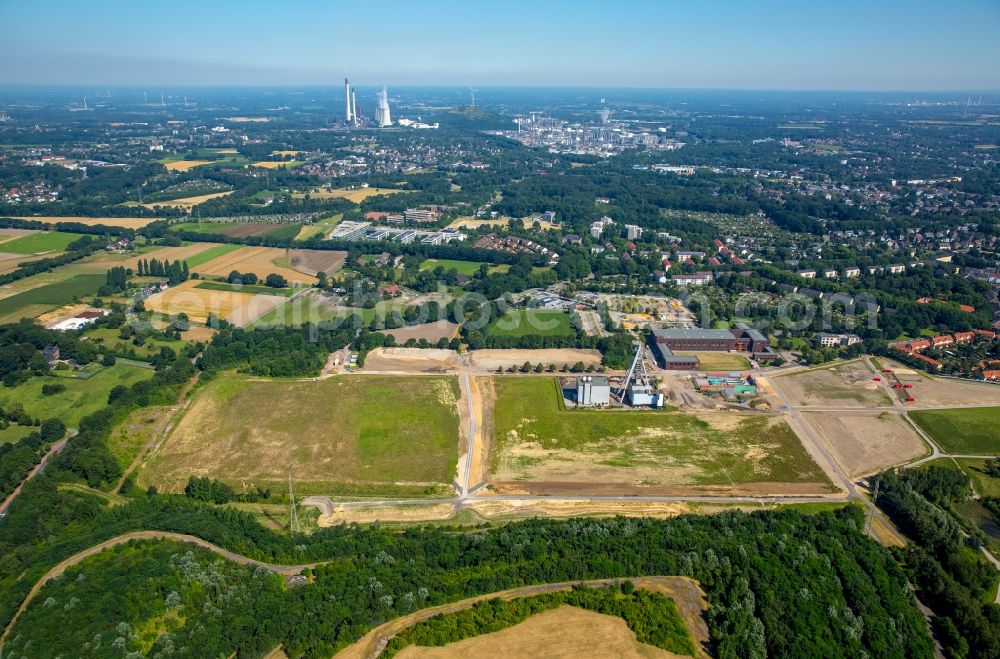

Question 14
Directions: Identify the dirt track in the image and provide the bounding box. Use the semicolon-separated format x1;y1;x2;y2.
335;576;709;659
0;530;318;648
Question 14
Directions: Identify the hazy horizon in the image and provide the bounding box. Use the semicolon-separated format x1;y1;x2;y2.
2;0;999;91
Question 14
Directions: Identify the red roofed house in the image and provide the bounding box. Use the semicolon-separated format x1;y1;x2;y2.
731;256;744;266
908;338;932;352
931;335;953;347
708;257;721;266
983;370;1000;381
959;304;975;313
953;331;975;344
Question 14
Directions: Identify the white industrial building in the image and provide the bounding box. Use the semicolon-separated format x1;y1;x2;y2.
576;376;611;406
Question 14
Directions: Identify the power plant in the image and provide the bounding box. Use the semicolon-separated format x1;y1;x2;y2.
342;78;392;128
375;86;392;127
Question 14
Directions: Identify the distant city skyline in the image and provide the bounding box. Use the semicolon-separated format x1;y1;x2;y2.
2;0;999;91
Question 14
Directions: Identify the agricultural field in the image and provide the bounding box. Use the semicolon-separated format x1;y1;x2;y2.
485;309;575;338
161;159;213;171
0;273;105;323
909;407;1000;454
770;361;891;407
180;243;242;268
84;242;223;272
419;258;488;276
170;221;299;239
143;279;288;325
0;363;153;428
251;160;301;169
803;411;928;476
190;246;317;284
294;186;407;202
393;606;685;659
194;280;296;296
12;216;161;228
139;191;232;211
286;247;347;275
674;351;751;372
138;374;462;496
0;230;83;254
488;377;832;495
0;251;47;275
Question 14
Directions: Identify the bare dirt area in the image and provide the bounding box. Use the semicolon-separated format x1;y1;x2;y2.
37;303;92;327
181;325;217;342
382;322;460;344
803;411;929;476
395;606;684;659
287;248;347;275
469;348;603;370
144;280;286;325
771;361;891;408
337;576;707;659
193;246;315;284
466;376;490;488
890;371;1000;407
363;347;460;373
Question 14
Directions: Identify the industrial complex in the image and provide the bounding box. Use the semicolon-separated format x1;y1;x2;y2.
651;327;777;369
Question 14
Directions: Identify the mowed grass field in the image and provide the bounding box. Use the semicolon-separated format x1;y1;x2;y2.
0;231;83;254
489;377;831;494
486;309;575;338
909;407;1000;454
0;273;105;323
419;258;488;277
0;364;153;428
139;374;462;496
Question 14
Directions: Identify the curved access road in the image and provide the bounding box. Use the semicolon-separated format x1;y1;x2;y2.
0;530;320;649
335;575;708;659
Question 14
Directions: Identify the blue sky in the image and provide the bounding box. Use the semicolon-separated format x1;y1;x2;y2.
2;0;998;90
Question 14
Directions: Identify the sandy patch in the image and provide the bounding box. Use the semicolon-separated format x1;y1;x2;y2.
469;348;603;370
383;322;460;345
363;347;459;372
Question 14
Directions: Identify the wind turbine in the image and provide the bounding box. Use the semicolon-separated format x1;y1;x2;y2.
469;88;479;108
83;97;88;110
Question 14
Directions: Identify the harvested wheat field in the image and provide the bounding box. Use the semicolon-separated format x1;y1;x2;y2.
14;216;161;228
143;280;286;325
395;606;685;659
363;347;460;372
251;161;298;169
287;248;347;275
89;243;218;270
163;160;213;171
804;411;928;476
469;348;603;371
295;186;408;203
192;246;315;284
0;228;39;242
0;252;46;275
771;361;891;408
140;191;232;211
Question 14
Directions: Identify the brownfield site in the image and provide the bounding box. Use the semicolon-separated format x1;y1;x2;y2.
882;363;1000;407
382;322;460;344
469;348;603;371
771;361;891;408
362;347;460;372
803;411;929;476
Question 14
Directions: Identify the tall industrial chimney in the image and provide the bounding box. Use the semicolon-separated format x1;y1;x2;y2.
352;90;357;124
344;78;352;122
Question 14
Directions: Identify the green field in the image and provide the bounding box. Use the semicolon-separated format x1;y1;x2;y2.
1;231;84;254
954;458;1000;497
486;309;575;338
910;407;1000;454
182;243;242;268
674;351;751;372
419;258;488;276
489;377;831;491
0;273;106;322
0;423;36;446
194;280;297;297
0;364;154;428
139;374;461;496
